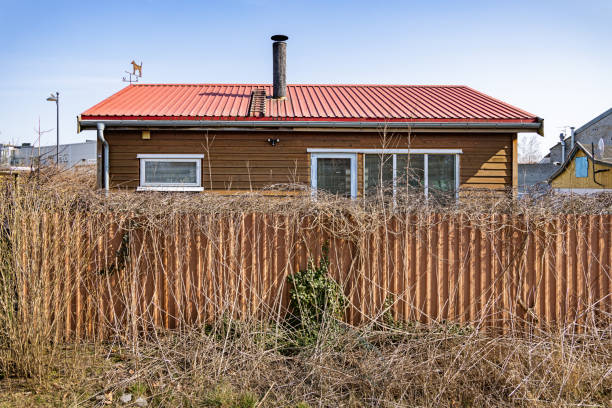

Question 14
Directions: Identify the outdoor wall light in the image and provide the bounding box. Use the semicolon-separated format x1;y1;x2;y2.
267;138;280;146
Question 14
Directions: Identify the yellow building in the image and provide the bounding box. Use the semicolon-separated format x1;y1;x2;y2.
549;143;612;193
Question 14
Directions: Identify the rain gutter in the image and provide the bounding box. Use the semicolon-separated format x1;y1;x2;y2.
79;119;543;133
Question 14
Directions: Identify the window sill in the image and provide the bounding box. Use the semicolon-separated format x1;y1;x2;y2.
137;186;204;192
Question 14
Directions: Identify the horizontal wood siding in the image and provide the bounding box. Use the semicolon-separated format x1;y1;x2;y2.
105;130;514;191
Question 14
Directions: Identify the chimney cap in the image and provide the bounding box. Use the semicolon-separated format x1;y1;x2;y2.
271;34;288;42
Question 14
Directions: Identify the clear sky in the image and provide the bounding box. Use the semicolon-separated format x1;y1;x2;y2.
1;0;610;156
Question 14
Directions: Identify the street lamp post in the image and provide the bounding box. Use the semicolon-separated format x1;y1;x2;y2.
46;92;59;165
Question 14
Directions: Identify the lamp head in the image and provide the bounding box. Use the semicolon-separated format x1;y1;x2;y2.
46;93;58;102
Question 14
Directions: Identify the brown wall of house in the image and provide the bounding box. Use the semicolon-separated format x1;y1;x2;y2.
105;130;515;192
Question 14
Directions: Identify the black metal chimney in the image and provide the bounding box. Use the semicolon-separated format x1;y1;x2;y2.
271;35;288;99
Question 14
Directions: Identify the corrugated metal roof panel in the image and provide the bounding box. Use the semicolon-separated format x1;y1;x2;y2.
81;84;538;123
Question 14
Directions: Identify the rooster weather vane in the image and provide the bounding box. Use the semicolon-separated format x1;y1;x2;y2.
123;60;143;83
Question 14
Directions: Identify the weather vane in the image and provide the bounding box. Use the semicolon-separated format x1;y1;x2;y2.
122;60;143;83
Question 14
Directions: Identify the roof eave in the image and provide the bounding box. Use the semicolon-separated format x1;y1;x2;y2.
78;118;542;133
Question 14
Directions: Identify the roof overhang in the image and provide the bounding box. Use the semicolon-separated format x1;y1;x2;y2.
78;117;543;134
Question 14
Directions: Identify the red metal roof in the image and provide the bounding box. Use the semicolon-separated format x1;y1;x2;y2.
81;84;538;123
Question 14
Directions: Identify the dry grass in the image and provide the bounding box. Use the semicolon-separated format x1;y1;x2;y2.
0;167;610;407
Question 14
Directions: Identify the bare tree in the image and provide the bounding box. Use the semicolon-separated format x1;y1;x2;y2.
32;118;54;168
518;133;543;164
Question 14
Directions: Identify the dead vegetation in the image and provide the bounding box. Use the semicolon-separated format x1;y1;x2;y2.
0;167;610;407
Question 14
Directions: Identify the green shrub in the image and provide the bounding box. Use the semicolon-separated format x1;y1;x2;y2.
287;244;347;347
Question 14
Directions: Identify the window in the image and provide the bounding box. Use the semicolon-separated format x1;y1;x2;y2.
427;154;457;200
310;153;357;198
364;154;394;194
363;152;458;200
396;154;425;191
308;149;460;200
575;156;588;178
137;154;204;191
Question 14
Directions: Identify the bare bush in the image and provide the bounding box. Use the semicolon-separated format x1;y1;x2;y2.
0;168;610;407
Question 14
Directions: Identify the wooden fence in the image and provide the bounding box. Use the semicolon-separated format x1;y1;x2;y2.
13;212;612;340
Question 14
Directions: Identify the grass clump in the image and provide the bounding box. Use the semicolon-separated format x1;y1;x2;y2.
201;384;257;408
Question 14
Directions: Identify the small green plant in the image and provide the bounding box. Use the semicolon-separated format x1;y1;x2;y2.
234;392;257;408
201;384;257;408
287;243;347;347
128;381;148;397
382;294;397;328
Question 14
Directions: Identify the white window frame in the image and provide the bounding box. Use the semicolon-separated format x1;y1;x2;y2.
310;152;358;199
307;148;463;155
136;153;204;192
423;153;461;200
355;149;461;199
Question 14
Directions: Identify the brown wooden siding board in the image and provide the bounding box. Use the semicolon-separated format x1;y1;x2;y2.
106;131;513;191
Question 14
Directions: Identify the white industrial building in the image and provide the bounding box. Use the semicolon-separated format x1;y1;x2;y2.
0;140;96;169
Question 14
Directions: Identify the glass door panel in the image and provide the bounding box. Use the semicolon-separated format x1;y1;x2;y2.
397;154;425;192
364;154;393;195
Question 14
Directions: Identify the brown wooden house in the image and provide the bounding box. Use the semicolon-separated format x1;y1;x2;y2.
78;37;542;198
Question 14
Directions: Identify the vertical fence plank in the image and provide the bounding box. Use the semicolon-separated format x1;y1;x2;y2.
602;215;611;319
448;216;458;323
427;214;438;323
577;216;587;330
588;215;598;326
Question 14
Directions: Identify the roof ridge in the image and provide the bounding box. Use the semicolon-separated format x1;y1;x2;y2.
574;107;612;134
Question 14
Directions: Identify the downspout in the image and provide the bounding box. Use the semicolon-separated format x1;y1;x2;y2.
96;123;109;191
591;143;605;187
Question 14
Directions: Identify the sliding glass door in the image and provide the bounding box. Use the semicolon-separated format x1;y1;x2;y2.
363;153;458;200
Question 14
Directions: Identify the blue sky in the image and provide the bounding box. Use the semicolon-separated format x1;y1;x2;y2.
0;0;610;155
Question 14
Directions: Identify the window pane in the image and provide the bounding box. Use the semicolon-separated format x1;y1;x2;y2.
364;154;393;195
144;161;198;184
397;154;425;191
317;158;351;197
575;156;588;178
428;154;455;199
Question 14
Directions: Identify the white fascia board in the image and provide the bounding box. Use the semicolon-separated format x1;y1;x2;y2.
137;154;205;159
306;148;463;154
